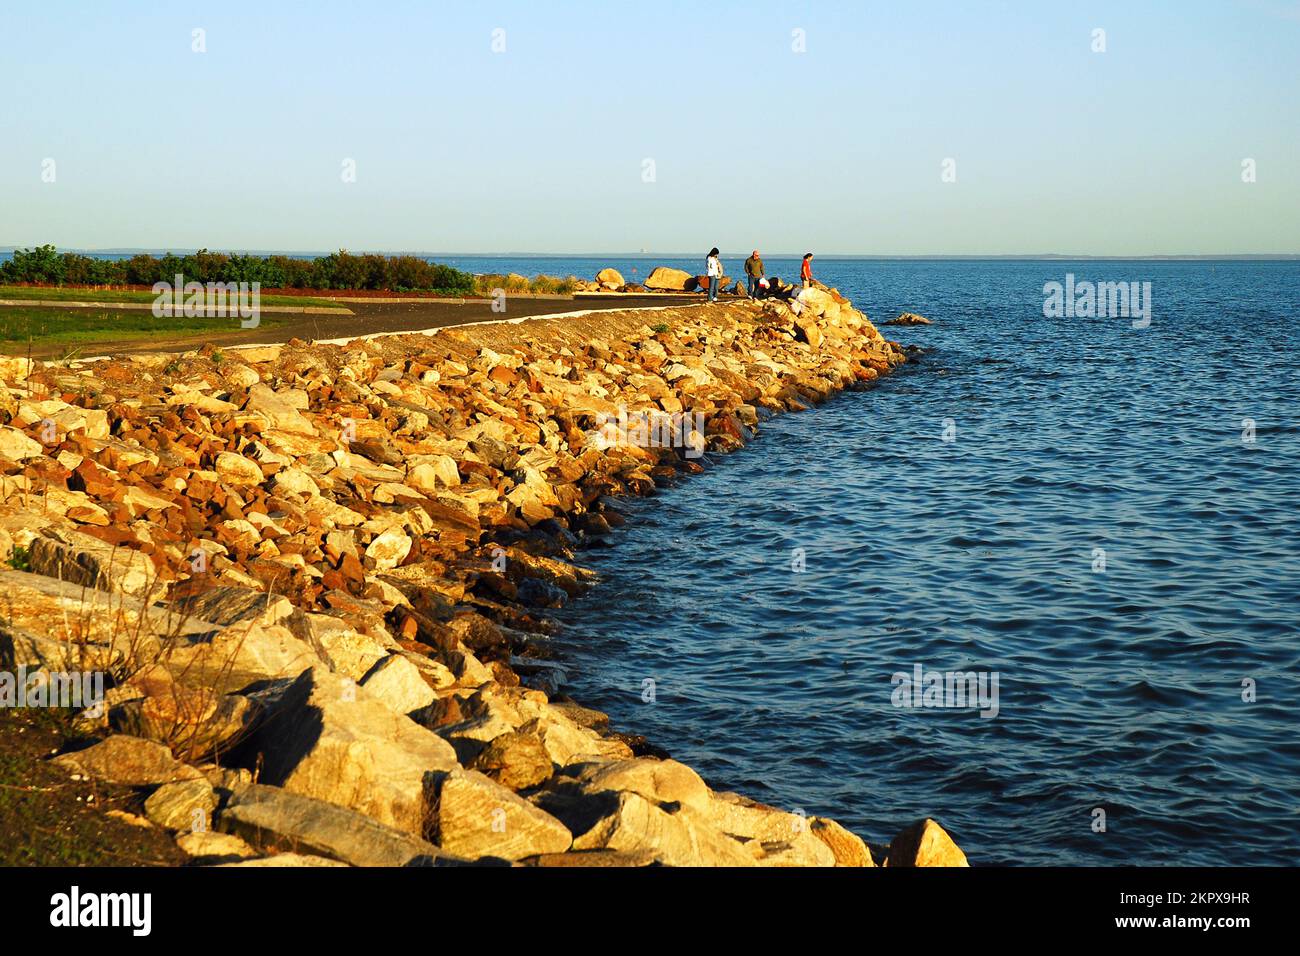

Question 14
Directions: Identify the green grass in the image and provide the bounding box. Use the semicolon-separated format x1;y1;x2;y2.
0;710;187;866
0;305;289;351
0;284;343;309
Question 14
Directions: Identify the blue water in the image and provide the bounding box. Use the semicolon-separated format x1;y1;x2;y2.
522;257;1298;867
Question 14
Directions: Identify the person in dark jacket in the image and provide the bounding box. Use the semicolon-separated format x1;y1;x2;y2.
743;250;765;298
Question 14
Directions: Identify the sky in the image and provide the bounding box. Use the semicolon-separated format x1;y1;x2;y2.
1;0;1298;255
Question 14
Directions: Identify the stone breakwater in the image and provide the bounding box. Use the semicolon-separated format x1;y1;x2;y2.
0;288;968;867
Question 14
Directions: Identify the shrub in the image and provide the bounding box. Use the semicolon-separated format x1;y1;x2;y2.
1;245;66;284
2;245;477;295
125;253;163;285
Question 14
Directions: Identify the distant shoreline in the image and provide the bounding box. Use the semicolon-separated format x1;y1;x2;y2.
2;249;1298;262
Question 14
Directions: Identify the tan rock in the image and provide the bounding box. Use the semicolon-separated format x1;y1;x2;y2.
25;528;159;598
886;818;969;867
810;816;875;867
435;769;572;861
219;783;459;866
243;668;459;837
271;467;320;497
218;853;348;867
243;383;316;435
470;731;553;791
53;735;203;787
163;620;319;688
573;758;711;815
224;364;261;388
644;267;692;292
144;777;218;831
568;790;754;866
215;451;264;487
365;528;411;570
596;268;626;288
406;456;460;493
304;615;389;681
360;654;436;715
176;829;259;862
697;790;835;866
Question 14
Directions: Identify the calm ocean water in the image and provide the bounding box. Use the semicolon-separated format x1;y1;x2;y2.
512;257;1295;867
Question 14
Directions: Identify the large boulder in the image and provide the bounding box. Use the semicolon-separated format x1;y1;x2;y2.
596;268;625;289
163;620;320;689
218;783;462;866
570;758;710;815
237;668;459;837
563;789;756;866
643;267;692;291
793;315;824;349
26;528;159;598
433;769;573;861
53;735;203;787
698;790;834;866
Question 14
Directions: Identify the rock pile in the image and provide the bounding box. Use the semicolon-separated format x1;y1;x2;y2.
0;297;968;867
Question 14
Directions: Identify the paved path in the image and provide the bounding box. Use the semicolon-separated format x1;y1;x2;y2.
16;293;709;359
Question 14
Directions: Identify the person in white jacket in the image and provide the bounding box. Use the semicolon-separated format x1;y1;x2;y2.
705;247;722;302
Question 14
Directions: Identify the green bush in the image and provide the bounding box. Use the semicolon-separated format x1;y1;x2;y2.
2;245;477;295
1;245;66;284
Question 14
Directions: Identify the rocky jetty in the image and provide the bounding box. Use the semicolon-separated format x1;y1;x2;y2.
0;291;967;867
883;312;932;326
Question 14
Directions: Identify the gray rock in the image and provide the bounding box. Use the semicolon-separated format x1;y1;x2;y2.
144;778;218;831
218;784;464;867
169;585;294;628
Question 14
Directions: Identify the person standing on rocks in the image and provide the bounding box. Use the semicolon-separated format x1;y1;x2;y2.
705;248;722;302
744;249;765;298
801;252;814;289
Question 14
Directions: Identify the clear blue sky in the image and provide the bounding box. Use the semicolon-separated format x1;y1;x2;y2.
1;0;1297;255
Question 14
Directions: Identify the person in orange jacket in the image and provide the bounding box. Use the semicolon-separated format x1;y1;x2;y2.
801;252;814;289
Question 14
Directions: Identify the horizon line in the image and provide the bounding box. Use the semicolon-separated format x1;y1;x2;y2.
2;246;1298;261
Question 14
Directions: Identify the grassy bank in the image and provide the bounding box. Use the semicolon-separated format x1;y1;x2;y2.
0;304;289;353
0;284;347;309
0;710;187;866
